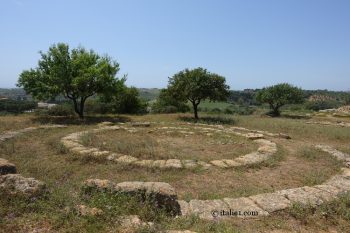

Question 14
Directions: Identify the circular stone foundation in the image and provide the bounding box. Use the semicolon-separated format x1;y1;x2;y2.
61;122;278;169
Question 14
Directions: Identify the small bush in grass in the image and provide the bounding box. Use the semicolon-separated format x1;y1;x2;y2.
47;104;75;116
179;115;235;125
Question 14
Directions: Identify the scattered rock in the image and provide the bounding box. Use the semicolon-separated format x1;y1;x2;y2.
118;215;154;230
0;174;46;197
76;205;103;216
83;179;115;193
245;133;264;140
83;180;181;216
0;158;16;175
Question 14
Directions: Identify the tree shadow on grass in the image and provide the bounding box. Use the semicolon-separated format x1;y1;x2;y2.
178;115;236;125
32;115;131;125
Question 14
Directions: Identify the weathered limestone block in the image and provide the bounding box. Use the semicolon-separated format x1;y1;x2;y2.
115;155;138;164
91;151;110;157
277;186;332;206
153;160;167;168
210;160;229;168
115;181;181;215
178;200;190;216
223;197;269;218
0;158;16;175
249;192;292;213
134;160;155;168
197;161;212;169
235;152;269;165
79;148;100;155
245;133;264;140
315;145;350;161
118;215;154;230
188;199;229;220
222;159;242;167
323;175;350;193
0;174;46;197
76;205;103;216
313;184;344;196
83;179;115;193
165;159;183;169
70;146;88;154
182;160;197;169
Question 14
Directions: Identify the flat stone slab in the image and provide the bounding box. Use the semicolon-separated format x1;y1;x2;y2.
222;159;242;167
84;180;180;216
165;159;183;169
223;197;269;218
235;152;269;165
210;160;229;168
323;175;350;193
277;186;333;206
153;160;167;168
188;199;229;220
316;145;350;161
245;133;264;140
182;160;197;169
249;192;291;213
0;158;17;175
115;155;138;164
0;174;46;197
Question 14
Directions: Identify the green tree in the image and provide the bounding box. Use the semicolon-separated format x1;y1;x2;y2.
152;89;190;113
113;87;147;114
256;83;304;116
17;43;125;118
167;67;230;119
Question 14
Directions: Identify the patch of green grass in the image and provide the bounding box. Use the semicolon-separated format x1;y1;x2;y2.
297;146;319;161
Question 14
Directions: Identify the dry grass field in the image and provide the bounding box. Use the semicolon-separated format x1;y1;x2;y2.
1;113;350;232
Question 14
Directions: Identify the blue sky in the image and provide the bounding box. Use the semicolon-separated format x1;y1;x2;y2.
0;0;349;91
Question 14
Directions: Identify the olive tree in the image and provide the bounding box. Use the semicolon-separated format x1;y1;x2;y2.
167;67;230;119
17;43;125;118
256;83;304;116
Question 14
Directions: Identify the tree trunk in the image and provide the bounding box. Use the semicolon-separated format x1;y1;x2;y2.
79;97;86;119
72;98;85;119
270;104;280;117
193;102;199;119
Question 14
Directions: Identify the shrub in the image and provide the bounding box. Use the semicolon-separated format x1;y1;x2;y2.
305;100;341;111
0;99;36;113
85;99;113;114
114;87;148;114
47;104;75;116
151;89;190;114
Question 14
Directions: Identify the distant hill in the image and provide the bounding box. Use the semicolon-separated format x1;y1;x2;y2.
1;88;348;106
0;88;161;102
0;88;32;100
138;88;161;101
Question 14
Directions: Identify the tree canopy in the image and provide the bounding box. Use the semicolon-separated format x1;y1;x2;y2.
167;67;230;119
17;43;125;118
256;83;304;116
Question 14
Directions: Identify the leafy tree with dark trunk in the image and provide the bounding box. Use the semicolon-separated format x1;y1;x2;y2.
17;43;125;118
167;67;230;119
256;83;304;116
